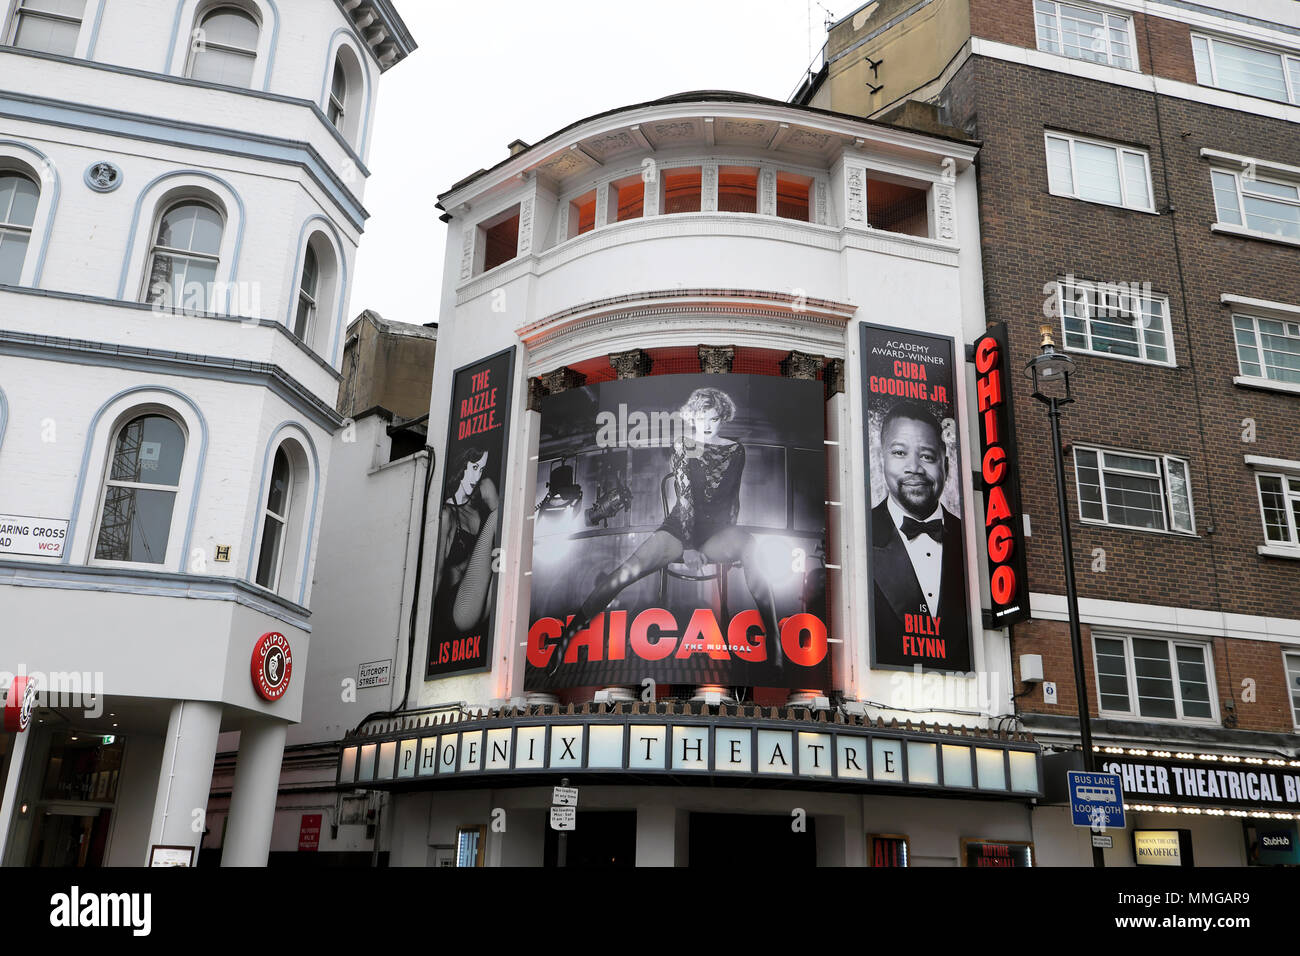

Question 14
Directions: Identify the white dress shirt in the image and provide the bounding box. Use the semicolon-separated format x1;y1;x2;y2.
887;496;944;618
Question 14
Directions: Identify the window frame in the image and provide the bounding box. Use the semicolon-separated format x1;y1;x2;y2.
293;244;318;343
1283;650;1300;729
142;198;225;313
327;58;347;130
1233;311;1300;386
1211;165;1300;241
1254;470;1300;549
253;445;293;591
1056;279;1176;366
1191;32;1300;105
1033;0;1139;71
89;411;189;569
185;4;260;88
7;0;86;57
1045;131;1155;213
1072;444;1197;535
1091;633;1218;723
0;170;39;285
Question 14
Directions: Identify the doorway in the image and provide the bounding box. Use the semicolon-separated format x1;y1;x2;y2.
543;810;637;867
28;808;113;867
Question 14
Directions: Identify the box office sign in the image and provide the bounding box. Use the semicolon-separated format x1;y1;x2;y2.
860;324;972;672
972;324;1030;628
525;373;830;691
1133;830;1192;867
1101;756;1300;812
427;347;516;679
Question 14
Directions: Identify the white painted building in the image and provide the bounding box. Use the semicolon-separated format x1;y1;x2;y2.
335;92;1045;867
0;0;414;867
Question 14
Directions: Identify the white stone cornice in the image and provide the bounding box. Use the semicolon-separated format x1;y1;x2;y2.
518;289;855;375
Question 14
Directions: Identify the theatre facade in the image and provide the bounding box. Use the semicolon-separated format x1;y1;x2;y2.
334;91;1050;866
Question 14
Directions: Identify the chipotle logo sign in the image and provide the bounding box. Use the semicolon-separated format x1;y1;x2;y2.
974;324;1030;628
251;632;292;701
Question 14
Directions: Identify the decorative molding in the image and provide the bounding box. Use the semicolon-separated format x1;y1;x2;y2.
644;166;660;217
846;164;866;224
459;225;474;281
702;163;718;213
815;176;829;225
83;161;123;193
759;168;777;216
538;366;587;394
595;182;609;229
555;198;571;244
609;348;653;379
518;196;535;257
824;358;846;396
699;345;735;374
781;350;823;381
934;182;955;241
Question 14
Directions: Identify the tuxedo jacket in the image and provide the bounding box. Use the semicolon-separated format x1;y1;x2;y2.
870;499;971;670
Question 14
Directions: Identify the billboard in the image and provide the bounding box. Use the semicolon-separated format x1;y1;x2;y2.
860;323;972;672
525;373;829;691
426;347;516;678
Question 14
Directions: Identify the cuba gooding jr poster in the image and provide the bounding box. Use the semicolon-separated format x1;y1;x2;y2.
861;323;972;672
525;372;830;692
426;346;516;678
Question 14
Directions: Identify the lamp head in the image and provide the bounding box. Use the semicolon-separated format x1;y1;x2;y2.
1025;323;1077;400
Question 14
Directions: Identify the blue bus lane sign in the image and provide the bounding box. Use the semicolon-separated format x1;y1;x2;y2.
1068;770;1126;830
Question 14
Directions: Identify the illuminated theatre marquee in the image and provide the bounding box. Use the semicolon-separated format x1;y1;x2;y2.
337;714;1042;797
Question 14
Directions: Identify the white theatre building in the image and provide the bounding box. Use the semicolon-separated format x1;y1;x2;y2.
0;0;414;866
335;92;1045;867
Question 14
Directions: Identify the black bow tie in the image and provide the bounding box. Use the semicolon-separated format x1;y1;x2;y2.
900;516;944;542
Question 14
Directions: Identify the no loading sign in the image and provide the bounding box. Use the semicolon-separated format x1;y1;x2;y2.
251;632;293;701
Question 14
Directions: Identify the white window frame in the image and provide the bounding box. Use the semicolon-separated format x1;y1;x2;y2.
1192;32;1300;105
6;0;86;56
1232;311;1300;386
185;4;260;88
1033;0;1138;71
1092;633;1218;723
90;411;188;569
1284;650;1300;729
1045;132;1155;212
293;245;317;342
327;57;346;130
1210;165;1300;242
1073;445;1196;535
1056;279;1175;366
254;446;293;591
142;199;224;313
1253;469;1300;551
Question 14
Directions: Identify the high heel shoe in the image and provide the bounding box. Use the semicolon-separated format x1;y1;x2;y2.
549;612;590;675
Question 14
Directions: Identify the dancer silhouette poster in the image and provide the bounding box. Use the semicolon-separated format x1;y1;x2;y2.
426;346;516;678
525;373;830;692
861;323;972;672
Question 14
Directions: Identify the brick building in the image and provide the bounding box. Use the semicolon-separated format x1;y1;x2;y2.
800;0;1300;865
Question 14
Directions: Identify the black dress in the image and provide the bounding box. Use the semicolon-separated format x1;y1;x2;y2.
432;499;483;635
657;438;745;549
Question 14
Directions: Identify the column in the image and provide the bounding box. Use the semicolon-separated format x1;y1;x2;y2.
148;699;223;865
0;728;30;866
221;718;288;867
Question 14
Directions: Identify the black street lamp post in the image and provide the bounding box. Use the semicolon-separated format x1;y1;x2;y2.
1025;325;1106;869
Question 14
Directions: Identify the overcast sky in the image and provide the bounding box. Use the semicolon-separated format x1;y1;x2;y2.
350;0;831;326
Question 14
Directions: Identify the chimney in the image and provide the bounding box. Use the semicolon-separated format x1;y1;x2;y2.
507;139;531;156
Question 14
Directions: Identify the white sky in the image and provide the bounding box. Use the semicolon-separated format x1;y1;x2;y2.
350;0;831;327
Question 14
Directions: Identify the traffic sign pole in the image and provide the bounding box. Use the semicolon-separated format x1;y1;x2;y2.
558;777;568;868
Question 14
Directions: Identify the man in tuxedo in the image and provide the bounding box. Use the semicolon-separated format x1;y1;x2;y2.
871;399;971;670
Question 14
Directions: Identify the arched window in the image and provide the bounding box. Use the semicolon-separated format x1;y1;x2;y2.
145;200;223;312
187;5;259;87
293;245;318;341
10;0;86;56
255;446;292;589
0;172;39;285
93;413;187;564
327;58;347;130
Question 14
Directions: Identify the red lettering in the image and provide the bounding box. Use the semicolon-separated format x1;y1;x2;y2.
606;610;627;661
985;484;1011;524
991;565;1016;604
780;613;828;667
975;336;999;374
629;608;677;661
976;368;1002;412
982;446;1007;485
565;613;604;663
988;523;1013;563
674;608;729;660
730;610;767;662
526;618;561;668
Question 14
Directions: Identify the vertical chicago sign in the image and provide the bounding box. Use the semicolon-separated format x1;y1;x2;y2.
427;347;517;677
973;323;1030;628
861;323;972;671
